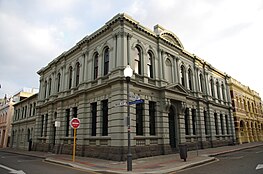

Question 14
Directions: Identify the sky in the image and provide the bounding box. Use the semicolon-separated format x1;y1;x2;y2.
0;0;263;98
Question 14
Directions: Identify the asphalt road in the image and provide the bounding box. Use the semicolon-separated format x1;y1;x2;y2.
0;151;97;174
177;146;263;174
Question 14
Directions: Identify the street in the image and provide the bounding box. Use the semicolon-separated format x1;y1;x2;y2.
177;146;263;174
0;151;97;174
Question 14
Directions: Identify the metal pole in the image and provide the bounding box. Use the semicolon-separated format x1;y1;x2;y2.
73;128;76;162
127;77;132;171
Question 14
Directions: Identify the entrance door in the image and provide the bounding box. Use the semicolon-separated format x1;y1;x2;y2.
168;107;176;148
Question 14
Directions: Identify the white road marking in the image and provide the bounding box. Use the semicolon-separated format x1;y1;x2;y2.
256;164;263;170
0;164;26;174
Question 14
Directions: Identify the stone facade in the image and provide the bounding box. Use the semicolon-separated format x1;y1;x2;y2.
35;13;235;161
228;78;263;144
11;93;38;150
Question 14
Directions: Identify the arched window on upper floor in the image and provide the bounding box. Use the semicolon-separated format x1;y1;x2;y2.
165;59;172;82
147;51;154;78
48;78;52;96
69;66;73;89
93;52;99;79
221;84;226;101
44;80;47;98
199;73;204;93
75;62;80;86
103;47;109;75
216;81;221;100
210;78;215;98
134;46;142;75
57;73;61;93
188;68;193;90
248;101;251;112
180;65;186;87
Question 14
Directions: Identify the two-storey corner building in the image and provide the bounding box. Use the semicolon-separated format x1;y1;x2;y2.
11;93;38;150
228;78;263;144
0;98;14;148
35;13;235;161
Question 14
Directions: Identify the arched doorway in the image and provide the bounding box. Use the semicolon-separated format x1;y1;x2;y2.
168;106;177;149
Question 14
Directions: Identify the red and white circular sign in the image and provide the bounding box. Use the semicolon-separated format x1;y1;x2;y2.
70;118;80;129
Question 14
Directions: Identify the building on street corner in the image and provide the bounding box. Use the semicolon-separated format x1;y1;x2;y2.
34;13;236;161
228;78;263;144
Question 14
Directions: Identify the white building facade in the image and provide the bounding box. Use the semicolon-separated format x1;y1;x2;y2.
35;13;235;160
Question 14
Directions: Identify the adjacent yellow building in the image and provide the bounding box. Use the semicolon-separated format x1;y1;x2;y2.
228;78;263;144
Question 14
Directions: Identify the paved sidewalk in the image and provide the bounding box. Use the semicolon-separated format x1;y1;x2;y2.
1;142;263;174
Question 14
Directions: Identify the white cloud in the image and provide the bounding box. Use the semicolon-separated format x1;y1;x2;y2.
0;0;263;98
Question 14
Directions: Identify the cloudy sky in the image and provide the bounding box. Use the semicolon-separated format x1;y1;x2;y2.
1;0;263;98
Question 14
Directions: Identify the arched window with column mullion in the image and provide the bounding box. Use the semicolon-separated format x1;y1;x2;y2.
147;51;154;78
134;46;142;75
93;52;99;79
75;62;80;86
199;73;204;93
210;78;215;98
57;73;61;93
180;65;186;87
68;66;73;89
216;81;221;100
188;68;193;91
103;47;109;76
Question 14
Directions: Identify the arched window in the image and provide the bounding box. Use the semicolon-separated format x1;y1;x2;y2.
221;84;225;101
199;73;204;93
57;73;61;92
180;65;186;87
188;68;193;90
216;81;221;100
69;66;73;89
134;46;142;75
165;59;172;82
147;51;153;78
210;78;215;97
48;78;52;96
44;80;47;98
75;62;80;86
103;47;109;75
93;52;99;79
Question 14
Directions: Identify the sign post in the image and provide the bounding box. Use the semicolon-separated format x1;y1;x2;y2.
70;118;80;162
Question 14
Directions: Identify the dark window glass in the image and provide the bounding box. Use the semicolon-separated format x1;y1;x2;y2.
135;46;142;75
147;51;153;78
149;101;156;135
66;109;70;136
57;73;61;92
188;69;193;90
214;113;219;135
69;66;73;89
185;108;190;135
94;53;99;79
44;114;48;136
91;102;97;136
41;115;44;137
225;115;229;134
102;100;108;136
181;66;186;87
220;114;224;134
76;62;80;86
204;111;208;135
192;109;196;135
104;48;109;75
136;103;143;135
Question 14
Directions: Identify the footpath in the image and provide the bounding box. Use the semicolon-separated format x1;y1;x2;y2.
1;142;263;174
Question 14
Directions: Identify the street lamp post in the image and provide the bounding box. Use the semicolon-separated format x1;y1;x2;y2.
124;64;133;171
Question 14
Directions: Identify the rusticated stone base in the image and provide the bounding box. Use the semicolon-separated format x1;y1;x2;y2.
32;139;234;161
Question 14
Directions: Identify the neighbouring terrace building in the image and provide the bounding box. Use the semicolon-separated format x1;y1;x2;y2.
34;13;236;161
0;97;13;148
228;78;263;144
0;88;38;148
11;93;38;150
